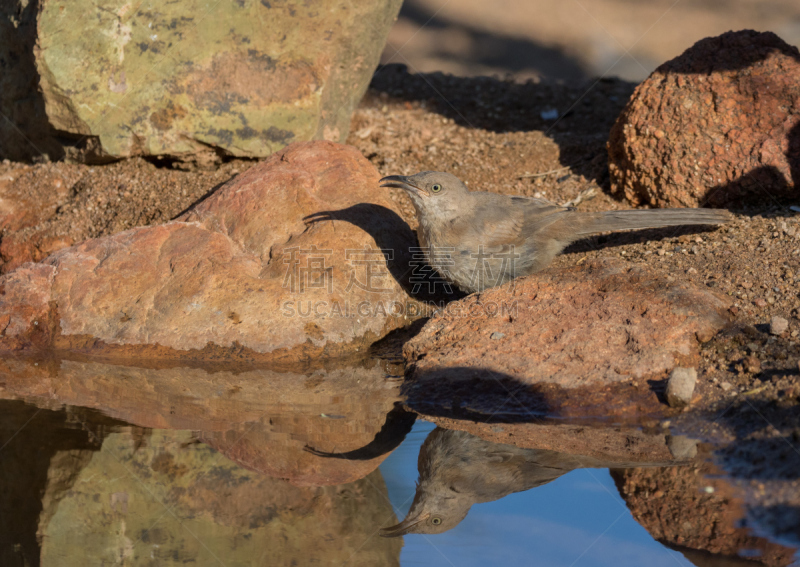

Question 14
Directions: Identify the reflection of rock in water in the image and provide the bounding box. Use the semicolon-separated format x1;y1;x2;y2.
382;426;686;536
0;401;105;567
0;401;402;566
612;460;799;567
0;356;407;486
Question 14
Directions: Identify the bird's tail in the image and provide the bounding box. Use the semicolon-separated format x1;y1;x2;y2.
574;208;731;236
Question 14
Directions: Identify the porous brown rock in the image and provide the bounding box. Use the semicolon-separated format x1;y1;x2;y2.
609;30;800;208
0;141;422;362
402;258;731;420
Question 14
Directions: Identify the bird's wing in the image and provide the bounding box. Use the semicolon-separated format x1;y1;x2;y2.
474;193;572;237
464;193;526;247
516;195;573;234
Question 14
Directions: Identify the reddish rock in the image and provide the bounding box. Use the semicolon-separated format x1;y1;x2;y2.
402;259;731;420
0;141;422;362
609;30;800;208
0;356;408;486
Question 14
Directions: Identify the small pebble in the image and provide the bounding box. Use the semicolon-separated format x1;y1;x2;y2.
667;434;698;459
721;381;733;391
490;332;505;340
770;315;789;335
665;367;697;408
754;298;767;308
743;355;761;374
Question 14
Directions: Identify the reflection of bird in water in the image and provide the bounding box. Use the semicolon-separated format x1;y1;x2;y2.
381;427;688;537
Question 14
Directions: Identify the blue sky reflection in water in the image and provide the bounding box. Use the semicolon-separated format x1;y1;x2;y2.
380;420;694;567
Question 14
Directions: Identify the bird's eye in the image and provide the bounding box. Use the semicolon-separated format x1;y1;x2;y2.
431;184;442;193
431;517;442;525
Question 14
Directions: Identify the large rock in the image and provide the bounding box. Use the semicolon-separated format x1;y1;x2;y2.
0;355;412;486
2;0;401;161
402;259;731;420
0;141;422;362
609;30;800;208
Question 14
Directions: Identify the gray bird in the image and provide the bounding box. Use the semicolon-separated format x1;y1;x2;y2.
380;172;731;293
381;427;686;537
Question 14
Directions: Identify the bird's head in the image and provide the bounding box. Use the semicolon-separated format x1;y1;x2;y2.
380;171;469;223
379;481;471;537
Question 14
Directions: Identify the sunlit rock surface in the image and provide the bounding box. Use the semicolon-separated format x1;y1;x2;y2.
2;0;402;161
0;142;423;362
403;258;731;421
609;30;800;208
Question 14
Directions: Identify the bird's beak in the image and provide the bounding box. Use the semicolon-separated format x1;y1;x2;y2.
379;512;430;538
379;175;427;198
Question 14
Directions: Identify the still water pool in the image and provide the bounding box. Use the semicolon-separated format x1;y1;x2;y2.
0;355;797;566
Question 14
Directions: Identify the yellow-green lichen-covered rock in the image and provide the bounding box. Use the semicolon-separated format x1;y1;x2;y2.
37;428;402;566
27;0;400;160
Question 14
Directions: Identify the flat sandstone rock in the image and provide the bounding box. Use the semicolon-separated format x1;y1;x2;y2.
0;141;420;362
403;259;731;419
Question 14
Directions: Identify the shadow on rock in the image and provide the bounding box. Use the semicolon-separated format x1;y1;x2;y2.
0;0;65;162
703;119;800;210
304;203;464;305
